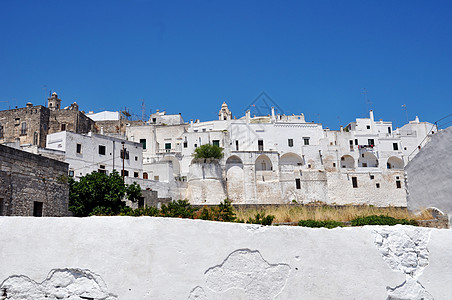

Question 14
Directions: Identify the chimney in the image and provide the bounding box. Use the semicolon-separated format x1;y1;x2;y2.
26;102;32;108
340;125;343;132
246;110;250;124
271;107;276;123
369;110;374;122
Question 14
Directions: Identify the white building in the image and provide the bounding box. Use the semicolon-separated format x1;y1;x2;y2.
125;103;436;206
46;131;143;180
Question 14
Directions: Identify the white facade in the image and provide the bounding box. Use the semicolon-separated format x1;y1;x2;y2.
85;111;120;121
46;131;143;180
125;103;436;206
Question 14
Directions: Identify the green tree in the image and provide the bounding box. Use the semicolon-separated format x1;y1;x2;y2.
193;144;224;160
69;170;142;217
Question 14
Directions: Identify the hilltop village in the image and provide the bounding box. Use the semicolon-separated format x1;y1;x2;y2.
0;92;436;216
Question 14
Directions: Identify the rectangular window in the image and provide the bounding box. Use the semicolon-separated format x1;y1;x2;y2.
366;125;370;129
165;143;171;151
154;176;159;181
99;145;106;155
134;172;139;178
349;140;353;151
303;137;310;145
368;139;375;146
121;170;129;177
388;127;392;134
0;198;4;216
76;143;82;154
138;197;144;208
33;201;43;217
376;183;380;188
68;170;74;177
352;177;358;188
396;180;401;188
143;172;148;179
212;140;220;147
152;118;156;123
370;175;375;180
61;123;66;131
183;141;188;148
20;122;27;135
140;139;147;150
258;140;264;151
295;178;301;189
0;123;3;138
98;165;107;174
135;156;138;161
236;140;239;151
288;139;294;147
120;149;129;160
393;143;399;150
355;139;358;145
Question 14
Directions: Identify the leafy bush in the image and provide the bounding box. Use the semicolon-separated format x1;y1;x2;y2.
160;200;196;218
298;219;343;229
193;144;224;160
120;206;159;217
69;170;142;217
350;215;418;226
197;200;236;222
247;213;275;226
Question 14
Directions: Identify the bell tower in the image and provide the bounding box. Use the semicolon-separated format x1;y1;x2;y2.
48;92;61;111
218;102;232;120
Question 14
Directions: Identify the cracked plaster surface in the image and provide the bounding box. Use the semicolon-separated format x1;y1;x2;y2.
373;226;432;300
189;249;290;300
0;269;117;300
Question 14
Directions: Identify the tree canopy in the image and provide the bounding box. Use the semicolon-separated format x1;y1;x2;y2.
69;170;142;217
193;144;224;160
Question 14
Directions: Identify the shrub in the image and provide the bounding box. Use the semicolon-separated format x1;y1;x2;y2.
196;200;236;222
120;206;159;217
247;212;275;226
193;144;224;160
298;219;343;229
350;215;418;226
160;200;196;218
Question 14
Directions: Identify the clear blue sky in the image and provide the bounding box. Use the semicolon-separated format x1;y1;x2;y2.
1;0;451;129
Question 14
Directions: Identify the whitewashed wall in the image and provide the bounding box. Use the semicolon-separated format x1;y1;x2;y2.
0;217;451;299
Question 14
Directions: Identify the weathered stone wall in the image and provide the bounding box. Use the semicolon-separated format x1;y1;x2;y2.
0;105;50;147
48;110;95;135
0;144;69;216
0;218;451;299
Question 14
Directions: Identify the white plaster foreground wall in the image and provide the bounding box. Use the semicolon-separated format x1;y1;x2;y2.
0;217;452;299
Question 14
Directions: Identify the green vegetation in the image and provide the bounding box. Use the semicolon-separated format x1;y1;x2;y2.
193;144;224;160
246;212;275;226
160;200;196;218
350;215;418;226
197;199;237;222
69;170;142;217
298;219;344;229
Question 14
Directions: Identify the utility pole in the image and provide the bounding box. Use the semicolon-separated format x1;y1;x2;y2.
121;141;126;183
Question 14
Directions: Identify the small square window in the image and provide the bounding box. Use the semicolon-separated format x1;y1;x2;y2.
288;139;294;147
370;175;374;180
303;138;310;146
183;141;188;148
376;183;380;188
367;125;370;129
212;140;220;147
135;156;138;161
99;145;106;155
393;143;399;150
76;143;82;154
134;172;139;178
332;163;336;167
121;170;129;177
396;180;401;188
154;176;159;181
